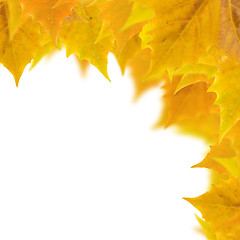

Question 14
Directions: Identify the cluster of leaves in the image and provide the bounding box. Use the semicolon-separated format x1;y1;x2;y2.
1;0;240;239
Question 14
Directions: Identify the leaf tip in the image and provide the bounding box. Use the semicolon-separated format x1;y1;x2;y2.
15;79;19;88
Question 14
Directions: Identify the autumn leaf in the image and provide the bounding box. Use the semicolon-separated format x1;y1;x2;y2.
0;2;42;86
60;0;114;79
192;138;239;176
185;177;240;239
138;0;221;78
193;118;240;180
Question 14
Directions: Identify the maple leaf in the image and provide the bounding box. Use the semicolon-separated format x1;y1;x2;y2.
60;0;114;79
194;120;240;179
185;177;240;239
19;0;79;42
138;0;221;77
0;2;42;86
192;138;239;176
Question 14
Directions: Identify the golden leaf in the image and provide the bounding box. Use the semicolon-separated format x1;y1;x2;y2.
0;2;42;86
193;138;238;176
139;0;221;77
60;1;114;79
185;177;240;239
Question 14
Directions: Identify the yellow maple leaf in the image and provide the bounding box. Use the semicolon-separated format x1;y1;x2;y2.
0;2;42;86
185;177;240;240
193;138;239;176
194;120;240;177
138;0;221;78
60;0;114;79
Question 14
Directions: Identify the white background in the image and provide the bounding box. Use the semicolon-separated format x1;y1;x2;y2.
0;50;209;240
